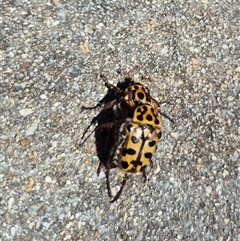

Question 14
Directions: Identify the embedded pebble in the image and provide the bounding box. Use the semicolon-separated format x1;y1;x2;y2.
19;108;33;117
68;66;79;76
24;177;35;192
22;53;28;59
160;46;168;55
40;94;48;100
8;197;14;210
227;96;234;102
26;122;39;135
170;132;179;139
10;227;16;236
206;186;212;195
45;176;52;183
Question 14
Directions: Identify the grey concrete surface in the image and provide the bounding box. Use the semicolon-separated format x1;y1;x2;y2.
0;0;239;240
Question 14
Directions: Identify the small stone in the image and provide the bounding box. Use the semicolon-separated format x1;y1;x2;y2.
9;52;14;57
222;169;229;178
36;217;43;230
5;67;13;73
177;234;183;240
178;55;183;62
10;227;16;236
19;108;33;117
40;94;48;100
222;44;228;50
201;0;208;3
65;235;72;240
170;132;179;139
52;20;60;26
53;0;59;5
216;184;222;195
146;23;151;31
220;83;226;89
226;69;233;75
98;170;105;179
51;141;57;147
213;224;218;229
169;177;175;183
212;154;217;161
50;112;57;119
92;172;98;181
45;176;52;183
227;96;234;102
94;231;99;238
72;82;79;90
232;151;239;162
79;43;89;52
24;177;35;192
154;164;160;175
28;222;34;229
160;46;168;56
78;221;82;229
22;53;28;59
8;197;14;210
107;43;115;49
206;185;212;194
234;66;240;72
26;123;38;135
191;58;199;65
196;163;202;170
19;139;28;147
224;218;229;224
68;66;79;77
206;58;215;65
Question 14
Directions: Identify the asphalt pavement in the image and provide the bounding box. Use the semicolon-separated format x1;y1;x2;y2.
1;0;239;240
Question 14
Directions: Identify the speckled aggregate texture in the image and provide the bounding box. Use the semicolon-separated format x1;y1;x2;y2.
0;0;239;240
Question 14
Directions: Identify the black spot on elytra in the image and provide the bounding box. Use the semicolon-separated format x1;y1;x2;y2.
131;136;139;144
142;105;148;112
149;108;160;125
137;115;144;121
121;160;129;169
149;140;156;147
136;105;148;121
136;107;142;113
137;92;145;100
131;160;143;167
144;152;152;159
146;114;153;121
122;148;136;156
155;118;160;125
158;131;162;139
134;85;139;90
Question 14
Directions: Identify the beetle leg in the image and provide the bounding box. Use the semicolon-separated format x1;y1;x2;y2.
110;174;129;203
105;168;113;198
